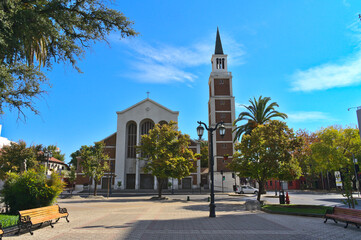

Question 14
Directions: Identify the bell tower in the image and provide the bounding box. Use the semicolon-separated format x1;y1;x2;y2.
208;28;236;191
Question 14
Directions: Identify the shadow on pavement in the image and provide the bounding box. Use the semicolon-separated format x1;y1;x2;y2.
183;203;245;212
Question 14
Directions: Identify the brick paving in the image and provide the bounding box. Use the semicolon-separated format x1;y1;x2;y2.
5;195;361;240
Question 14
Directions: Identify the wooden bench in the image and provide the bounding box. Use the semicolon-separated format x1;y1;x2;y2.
18;205;69;235
324;206;361;228
0;223;3;240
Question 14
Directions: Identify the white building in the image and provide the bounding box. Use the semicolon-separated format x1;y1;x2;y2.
76;98;201;191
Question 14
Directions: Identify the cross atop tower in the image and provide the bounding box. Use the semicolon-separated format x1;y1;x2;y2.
146;91;150;99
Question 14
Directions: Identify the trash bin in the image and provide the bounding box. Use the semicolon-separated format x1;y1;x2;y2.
279;190;285;204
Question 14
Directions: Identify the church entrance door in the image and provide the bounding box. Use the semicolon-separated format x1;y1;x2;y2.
140;174;154;189
126;174;135;189
101;178;111;190
182;178;192;189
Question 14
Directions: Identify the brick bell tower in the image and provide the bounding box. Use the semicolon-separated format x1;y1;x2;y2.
208;28;237;191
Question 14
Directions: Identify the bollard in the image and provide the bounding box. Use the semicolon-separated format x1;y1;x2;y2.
285;192;290;204
187;196;190;201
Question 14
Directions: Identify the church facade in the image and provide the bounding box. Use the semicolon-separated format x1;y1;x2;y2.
75;98;201;191
75;28;239;192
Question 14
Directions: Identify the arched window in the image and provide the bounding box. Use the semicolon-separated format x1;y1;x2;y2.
141;120;154;136
159;120;168;126
140;120;154;157
127;122;137;158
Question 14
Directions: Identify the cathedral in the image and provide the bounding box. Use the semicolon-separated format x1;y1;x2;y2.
75;28;238;192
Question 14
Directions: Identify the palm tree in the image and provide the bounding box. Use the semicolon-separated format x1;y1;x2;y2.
233;96;288;141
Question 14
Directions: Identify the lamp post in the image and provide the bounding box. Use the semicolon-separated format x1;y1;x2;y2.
44;150;53;175
197;121;225;218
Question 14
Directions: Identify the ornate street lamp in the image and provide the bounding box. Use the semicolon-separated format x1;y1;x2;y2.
196;120;225;218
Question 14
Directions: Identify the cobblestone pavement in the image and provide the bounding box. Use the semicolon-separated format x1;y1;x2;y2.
5;195;361;240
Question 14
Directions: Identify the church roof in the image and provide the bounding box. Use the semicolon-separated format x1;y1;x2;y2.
117;98;179;115
215;27;224;55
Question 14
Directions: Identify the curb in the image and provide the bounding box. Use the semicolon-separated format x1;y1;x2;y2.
261;208;324;218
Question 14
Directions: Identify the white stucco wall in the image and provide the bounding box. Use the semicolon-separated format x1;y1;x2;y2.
115;99;179;189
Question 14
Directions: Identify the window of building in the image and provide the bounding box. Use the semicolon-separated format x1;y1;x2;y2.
222;144;227;149
288;181;293;187
220;100;225;105
220;113;226;119
218;79;224;85
140;120;154;157
159;121;168;126
141;120;154;135
127;123;137;158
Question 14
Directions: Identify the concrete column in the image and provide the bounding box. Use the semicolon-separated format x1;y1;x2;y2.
135;159;139;190
154;176;158;190
174;179;179;190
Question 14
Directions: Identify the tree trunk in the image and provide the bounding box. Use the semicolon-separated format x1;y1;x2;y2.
94;180;98;196
157;177;164;198
257;181;264;202
327;171;330;190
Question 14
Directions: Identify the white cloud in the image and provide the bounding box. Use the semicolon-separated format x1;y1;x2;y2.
287;111;332;122
291;22;361;92
291;54;361;92
112;32;245;85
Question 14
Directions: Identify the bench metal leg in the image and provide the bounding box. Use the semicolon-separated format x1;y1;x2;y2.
65;216;69;223
324;218;328;223
333;219;337;224
28;225;33;235
55;218;60;223
49;221;54;228
344;222;349;228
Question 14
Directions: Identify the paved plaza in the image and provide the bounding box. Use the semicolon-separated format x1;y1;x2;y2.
5;193;361;240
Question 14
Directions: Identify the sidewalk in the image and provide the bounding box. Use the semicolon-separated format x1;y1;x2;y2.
4;195;361;239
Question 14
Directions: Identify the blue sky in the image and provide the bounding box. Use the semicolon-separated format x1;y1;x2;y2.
2;0;361;163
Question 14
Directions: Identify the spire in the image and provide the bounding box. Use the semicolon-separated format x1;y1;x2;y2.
215;27;224;55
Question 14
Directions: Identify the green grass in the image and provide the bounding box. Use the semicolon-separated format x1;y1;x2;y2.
262;204;333;216
0;214;19;228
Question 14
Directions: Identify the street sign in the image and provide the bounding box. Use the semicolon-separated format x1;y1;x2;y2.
335;171;342;187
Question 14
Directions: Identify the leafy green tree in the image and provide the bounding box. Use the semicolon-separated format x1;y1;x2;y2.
137;121;195;198
80;142;109;196
199;141;209;168
43;145;65;162
294;129;319;189
311;126;361;190
341;169;358;208
233;96;287;142
0;0;137;118
2;167;65;214
66;165;77;195
229;120;301;201
70;149;81;168
0;140;37;179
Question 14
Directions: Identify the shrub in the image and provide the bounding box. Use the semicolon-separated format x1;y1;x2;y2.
1;168;65;214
